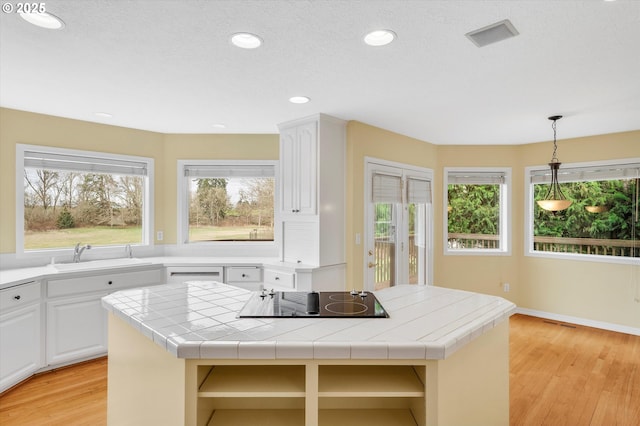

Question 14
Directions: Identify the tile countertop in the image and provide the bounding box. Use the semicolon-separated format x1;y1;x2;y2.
0;257;318;290
101;282;516;361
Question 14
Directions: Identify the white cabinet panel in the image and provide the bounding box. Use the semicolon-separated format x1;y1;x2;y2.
0;281;40;310
226;267;262;283
46;294;107;366
47;268;162;297
278;114;346;282
0;302;42;392
279;121;317;217
263;269;295;289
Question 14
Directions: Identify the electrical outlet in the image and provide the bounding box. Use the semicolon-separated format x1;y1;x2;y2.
503;282;510;292
157;231;164;241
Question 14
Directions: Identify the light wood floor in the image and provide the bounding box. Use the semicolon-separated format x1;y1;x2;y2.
0;314;638;425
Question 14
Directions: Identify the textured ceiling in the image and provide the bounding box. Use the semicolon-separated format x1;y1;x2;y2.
1;0;639;145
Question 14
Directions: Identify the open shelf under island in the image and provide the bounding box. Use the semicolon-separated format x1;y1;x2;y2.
102;282;515;426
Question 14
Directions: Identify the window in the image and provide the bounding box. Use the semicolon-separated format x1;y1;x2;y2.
178;161;277;243
17;144;153;254
526;159;640;262
444;168;511;254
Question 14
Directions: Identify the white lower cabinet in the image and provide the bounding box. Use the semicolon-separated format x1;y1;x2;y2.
0;300;42;392
44;266;163;368
225;266;262;291
46;293;107;366
263;268;295;289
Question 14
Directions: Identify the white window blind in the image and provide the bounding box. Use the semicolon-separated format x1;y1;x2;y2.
24;150;148;176
407;178;432;204
372;173;402;203
448;171;506;184
184;164;275;178
530;162;640;184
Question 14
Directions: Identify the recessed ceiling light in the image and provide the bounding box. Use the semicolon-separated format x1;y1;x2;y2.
364;29;396;46
230;32;263;49
289;96;310;104
212;123;226;129
19;12;65;30
94;112;113;118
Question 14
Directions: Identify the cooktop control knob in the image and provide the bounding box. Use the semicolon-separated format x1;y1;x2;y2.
350;289;358;296
359;290;368;297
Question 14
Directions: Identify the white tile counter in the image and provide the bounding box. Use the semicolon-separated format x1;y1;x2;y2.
104;282;515;425
101;281;515;360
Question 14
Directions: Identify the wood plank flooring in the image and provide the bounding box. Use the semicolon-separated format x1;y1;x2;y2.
510;314;640;425
0;357;107;425
0;315;638;425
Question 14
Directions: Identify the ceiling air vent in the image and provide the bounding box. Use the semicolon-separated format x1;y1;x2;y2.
465;19;519;47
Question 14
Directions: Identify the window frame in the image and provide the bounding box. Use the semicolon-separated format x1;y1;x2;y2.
525;158;640;265
177;159;280;251
443;167;512;256
15;144;154;259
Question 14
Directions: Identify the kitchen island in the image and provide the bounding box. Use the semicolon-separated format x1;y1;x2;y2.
102;282;515;426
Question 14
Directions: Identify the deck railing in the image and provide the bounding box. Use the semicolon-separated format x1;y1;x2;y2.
532;236;639;257
447;233;639;257
374;236;419;288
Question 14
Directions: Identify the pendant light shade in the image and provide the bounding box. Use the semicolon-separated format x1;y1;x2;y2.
536;115;572;212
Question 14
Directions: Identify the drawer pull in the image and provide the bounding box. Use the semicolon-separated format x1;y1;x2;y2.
14;295;21;300
275;276;280;280
108;281;113;285
242;274;247;278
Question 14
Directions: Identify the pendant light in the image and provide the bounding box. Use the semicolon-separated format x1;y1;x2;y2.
536;115;572;212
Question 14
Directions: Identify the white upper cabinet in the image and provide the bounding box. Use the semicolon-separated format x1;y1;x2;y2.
278;114;346;269
279;121;318;217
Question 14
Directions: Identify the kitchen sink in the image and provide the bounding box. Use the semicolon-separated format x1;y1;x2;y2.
48;258;152;272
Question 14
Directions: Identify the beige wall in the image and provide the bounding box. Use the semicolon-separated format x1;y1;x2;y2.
161;134;278;244
2;108;638;328
0;108;278;252
435;131;639;329
515;131;639;328
345;121;438;288
346;124;638;329
0;108;164;253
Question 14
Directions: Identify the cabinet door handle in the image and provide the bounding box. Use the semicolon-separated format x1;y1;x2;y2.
275;276;280;280
14;295;21;300
108;281;113;285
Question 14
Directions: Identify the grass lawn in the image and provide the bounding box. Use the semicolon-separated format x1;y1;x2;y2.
189;225;274;241
24;225;275;249
24;226;143;250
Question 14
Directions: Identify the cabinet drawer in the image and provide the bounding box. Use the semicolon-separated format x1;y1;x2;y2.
166;266;223;283
264;269;295;289
48;268;162;297
0;281;41;311
226;267;262;283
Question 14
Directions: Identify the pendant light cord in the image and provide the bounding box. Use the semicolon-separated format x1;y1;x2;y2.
550;118;559;163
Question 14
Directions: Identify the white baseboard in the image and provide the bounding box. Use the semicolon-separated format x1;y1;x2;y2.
515;307;640;336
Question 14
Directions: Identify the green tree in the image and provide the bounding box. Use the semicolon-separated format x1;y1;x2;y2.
195;178;229;225
447;184;500;235
56;209;75;229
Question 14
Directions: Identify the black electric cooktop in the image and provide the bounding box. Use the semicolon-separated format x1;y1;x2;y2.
238;290;389;318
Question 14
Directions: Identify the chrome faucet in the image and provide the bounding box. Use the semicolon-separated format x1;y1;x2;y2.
125;244;133;259
73;243;91;263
